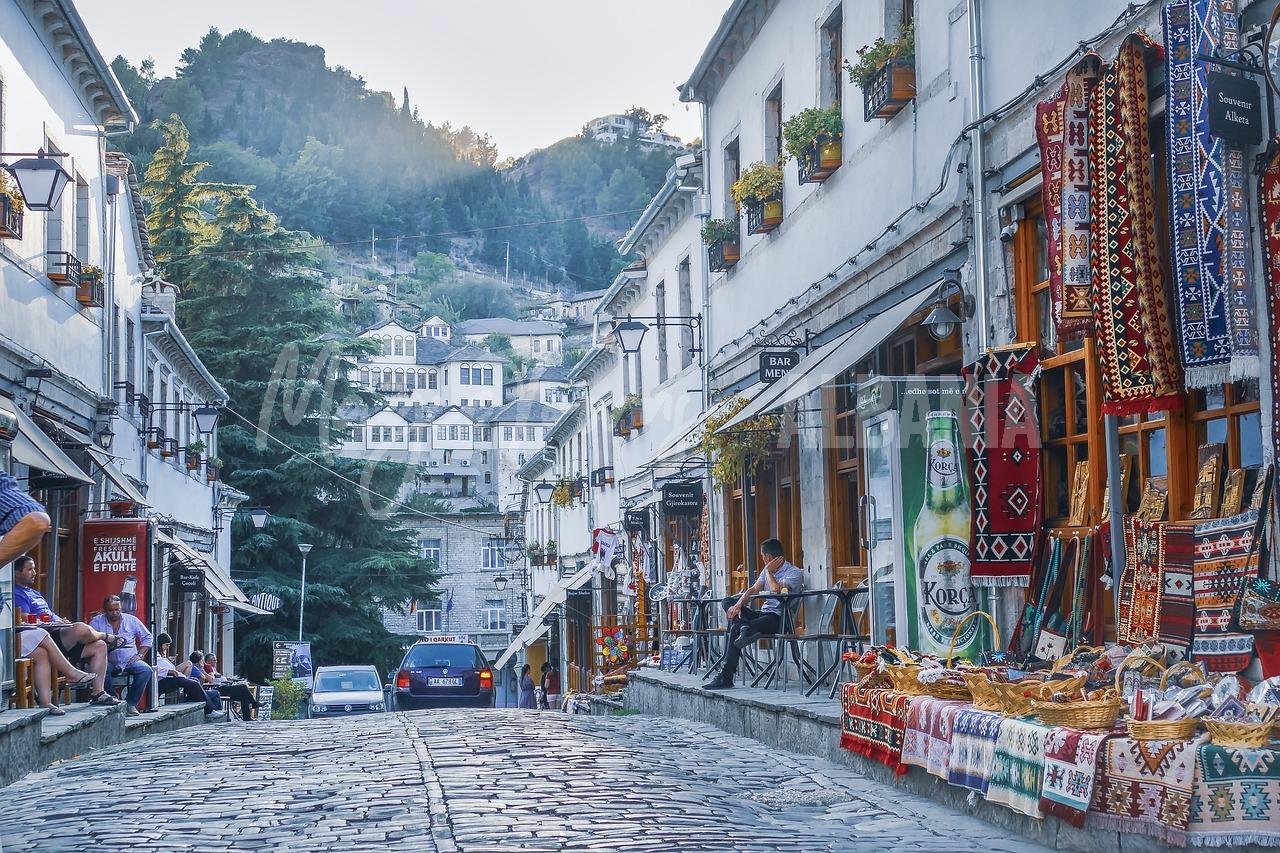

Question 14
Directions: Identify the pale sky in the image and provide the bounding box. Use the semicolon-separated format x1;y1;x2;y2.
77;1;729;158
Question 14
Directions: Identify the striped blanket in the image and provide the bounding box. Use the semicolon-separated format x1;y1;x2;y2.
986;716;1053;818
901;696;966;779
947;707;1006;795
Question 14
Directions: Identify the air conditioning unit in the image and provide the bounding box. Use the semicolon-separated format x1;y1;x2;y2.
429;461;439;467
460;459;470;467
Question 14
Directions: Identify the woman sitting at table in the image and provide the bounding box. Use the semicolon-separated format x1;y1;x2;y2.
184;650;259;720
18;626;96;716
156;634;224;719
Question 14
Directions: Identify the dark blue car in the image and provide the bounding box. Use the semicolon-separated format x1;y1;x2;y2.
393;641;495;710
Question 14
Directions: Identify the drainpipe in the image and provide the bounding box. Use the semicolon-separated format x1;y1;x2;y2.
697;99;720;599
967;0;990;352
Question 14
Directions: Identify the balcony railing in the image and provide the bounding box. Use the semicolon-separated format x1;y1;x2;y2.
0;195;23;240
744;197;783;236
707;233;741;273
863;59;916;122
75;276;104;309
797;139;842;185
46;251;82;287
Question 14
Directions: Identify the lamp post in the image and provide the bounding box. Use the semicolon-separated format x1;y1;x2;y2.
0;151;72;211
533;480;555;505
297;543;313;643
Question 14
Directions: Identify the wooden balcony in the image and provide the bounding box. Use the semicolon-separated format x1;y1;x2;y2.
46;251;82;287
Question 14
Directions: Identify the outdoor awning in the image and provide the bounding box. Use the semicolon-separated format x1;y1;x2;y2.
157;531;270;615
6;401;93;485
85;446;151;507
649;383;767;466
718;284;941;433
493;565;593;669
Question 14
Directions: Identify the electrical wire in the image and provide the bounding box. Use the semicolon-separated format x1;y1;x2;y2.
221;405;512;538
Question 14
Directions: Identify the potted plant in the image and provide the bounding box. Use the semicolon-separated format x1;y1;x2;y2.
526;541;544;564
76;265;105;307
185;439;206;470
206;456;222;482
731;162;784;235
622;393;644;431
544;539;557;566
783;104;844;183
108;499;136;518
612;404;632;438
847;21;916;122
700;397;782;487
0;173;24;240
702;218;741;272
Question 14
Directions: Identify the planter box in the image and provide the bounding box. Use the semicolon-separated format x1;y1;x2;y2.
147;430;164;450
614;419;631;438
628;407;644;431
46;251;82;287
863;59;916;122
745;198;783;235
206;469;219;483
599;466;615;487
75;277;104;308
185;453;201;471
160;439;178;459
707;235;741;273
798;139;843;184
108;500;136;518
0;196;23;240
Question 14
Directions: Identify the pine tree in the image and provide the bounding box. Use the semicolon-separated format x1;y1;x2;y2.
144;118;437;681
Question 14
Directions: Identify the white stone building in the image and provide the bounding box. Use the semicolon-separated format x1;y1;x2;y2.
455;318;566;366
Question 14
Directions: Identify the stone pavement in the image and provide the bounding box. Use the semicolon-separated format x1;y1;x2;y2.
0;710;1051;852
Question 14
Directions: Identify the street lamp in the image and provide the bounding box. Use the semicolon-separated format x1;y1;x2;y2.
247;507;270;529
611;318;650;354
493;574;509;593
192;405;221;435
297;543;313;643
608;314;703;359
1;151;72;211
533;480;555;505
923;269;972;342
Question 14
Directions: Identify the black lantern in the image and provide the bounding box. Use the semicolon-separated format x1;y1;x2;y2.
192;405;221;435
533;480;556;505
611;318;649;354
247;507;270;529
493;574;509;593
3;152;72;212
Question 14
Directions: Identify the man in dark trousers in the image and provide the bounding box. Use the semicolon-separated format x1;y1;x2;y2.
703;538;804;690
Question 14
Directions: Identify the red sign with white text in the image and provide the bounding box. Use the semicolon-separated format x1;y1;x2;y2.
80;520;149;625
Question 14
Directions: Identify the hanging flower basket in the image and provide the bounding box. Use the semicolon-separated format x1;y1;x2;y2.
702;219;741;272
848;23;916;122
700;398;781;487
732;163;784;235
783;105;844;184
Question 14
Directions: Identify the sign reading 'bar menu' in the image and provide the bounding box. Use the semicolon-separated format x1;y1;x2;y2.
759;349;801;384
1207;70;1262;145
662;482;703;516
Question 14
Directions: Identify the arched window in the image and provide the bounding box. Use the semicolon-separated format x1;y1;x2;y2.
406;371;416;391
407;338;416;358
359;368;370;387
395;369;406;391
419;370;428;389
382;335;392;355
428;370;438;390
394;337;404;356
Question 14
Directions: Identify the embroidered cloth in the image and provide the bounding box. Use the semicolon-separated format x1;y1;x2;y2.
947;707;1006;795
1187;743;1280;847
1164;0;1259;387
1118;518;1166;645
840;684;913;776
1087;734;1208;846
1161;523;1198;659
1192;509;1259;672
901;696;966;779
1039;727;1112;827
1089;32;1184;415
1261;147;1280;481
986;716;1052;818
1036;56;1101;341
962;347;1042;587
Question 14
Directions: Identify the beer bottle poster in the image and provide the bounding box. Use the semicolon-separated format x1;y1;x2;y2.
895;378;986;659
79;519;150;624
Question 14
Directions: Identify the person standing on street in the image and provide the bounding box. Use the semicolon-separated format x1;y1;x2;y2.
517;663;537;709
540;662;561;711
702;538;804;690
90;595;153;716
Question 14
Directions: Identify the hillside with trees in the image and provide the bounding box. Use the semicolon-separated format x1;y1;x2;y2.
110;28;682;293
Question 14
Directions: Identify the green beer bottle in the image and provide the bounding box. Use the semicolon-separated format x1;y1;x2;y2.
912;411;979;657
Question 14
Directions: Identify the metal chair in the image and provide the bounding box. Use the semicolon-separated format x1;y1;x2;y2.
827;581;871;699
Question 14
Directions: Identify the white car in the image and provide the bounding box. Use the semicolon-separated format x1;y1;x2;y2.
308;665;387;718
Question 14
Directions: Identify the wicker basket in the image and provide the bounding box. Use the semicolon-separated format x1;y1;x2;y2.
1204;719;1275;748
1127;716;1201;742
963;672;1006;712
853;661;878;681
1050;645;1107;676
921;611;1003;702
1032;695;1125;729
997;674;1087;718
884;649;927;695
1159;661;1207;691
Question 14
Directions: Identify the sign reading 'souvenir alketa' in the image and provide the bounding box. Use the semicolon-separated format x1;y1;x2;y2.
1207;70;1262;145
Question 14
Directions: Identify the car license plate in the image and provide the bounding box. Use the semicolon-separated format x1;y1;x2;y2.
428;677;463;686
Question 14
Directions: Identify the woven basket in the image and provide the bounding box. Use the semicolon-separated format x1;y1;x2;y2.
997;674;1087;718
853;661;878;681
1050;645;1106;676
1127;716;1201;742
1159;661;1207;691
963;672;1006;712
1032;696;1125;729
883;649;927;694
1204;719;1275;748
922;611;1003;702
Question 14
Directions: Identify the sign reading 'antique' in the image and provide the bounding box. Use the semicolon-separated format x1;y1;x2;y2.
662;482;703;516
759;349;801;384
1207;71;1263;145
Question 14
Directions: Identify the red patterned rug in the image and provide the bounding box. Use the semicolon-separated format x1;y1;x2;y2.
1118;517;1165;645
962;346;1042;587
1159;522;1197;658
1088;32;1184;415
840;684;913;776
1261;146;1280;483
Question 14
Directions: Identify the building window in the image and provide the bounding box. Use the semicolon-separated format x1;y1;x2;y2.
461;399;469;407
417;606;442;634
483;368;494;385
349;425;363;443
418;539;442;562
406;372;417;391
517;453;526;464
503;427;514;441
655;280;669;383
480;450;489;463
448;425;458;440
765;82;783;165
484;471;492;484
677;260;694;368
394;426;404;442
722;137;740;217
484;400;492;407
545;390;554;403
436;425;448;441
821;5;844;108
408;427;417;442
481;601;507;631
533;339;542;353
407;338;416;358
459;425;471;440
482;544;502;569
525;426;537;441
460;366;471;385
483;428;493;442
394;337;404;356
360;368;370;387
429;370;438;390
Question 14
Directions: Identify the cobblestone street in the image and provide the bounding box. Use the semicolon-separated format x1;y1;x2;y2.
1;711;1049;852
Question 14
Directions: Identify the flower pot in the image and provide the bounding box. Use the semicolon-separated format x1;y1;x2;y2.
863;59;916;122
186;455;200;471
206;469;219;483
708;237;740;272
819;140;843;170
108;499;136;518
799;140;843;184
75;278;103;308
628;408;644;430
747;198;783;235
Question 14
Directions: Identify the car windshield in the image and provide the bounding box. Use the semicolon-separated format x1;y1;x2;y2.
404;644;483;669
314;671;380;692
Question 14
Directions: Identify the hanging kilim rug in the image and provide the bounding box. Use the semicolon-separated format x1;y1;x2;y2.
839;684;912;776
1035;55;1102;340
1089;32;1185;415
985;716;1052;818
1088;734;1208;845
1191;508;1260;672
1160;523;1197;659
1164;0;1259;387
1118;518;1165;645
1187;743;1280;847
1261;146;1280;476
1039;727;1112;828
961;346;1041;587
947;707;1005;795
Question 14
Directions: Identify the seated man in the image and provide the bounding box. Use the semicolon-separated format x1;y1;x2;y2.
703;538;805;691
0;471;50;567
18;626;96;716
13;554;125;706
185;651;258;719
155;634;225;719
89;595;152;717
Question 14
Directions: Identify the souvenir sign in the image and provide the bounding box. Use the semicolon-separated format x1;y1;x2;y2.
1207;70;1263;145
661;482;702;516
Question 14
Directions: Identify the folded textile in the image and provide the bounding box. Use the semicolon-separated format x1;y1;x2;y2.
986;716;1053;818
902;696;966;779
947;707;1006;795
1039;727;1112;827
840;684;913;776
1187;742;1280;847
1087;734;1208;846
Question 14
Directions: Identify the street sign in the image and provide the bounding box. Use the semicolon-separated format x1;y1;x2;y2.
759;349;800;384
1208;71;1263;145
623;510;648;534
662;482;703;516
271;641;312;680
256;685;273;721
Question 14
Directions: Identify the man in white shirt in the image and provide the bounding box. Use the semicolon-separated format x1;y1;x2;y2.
703;538;805;690
89;595;153;716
